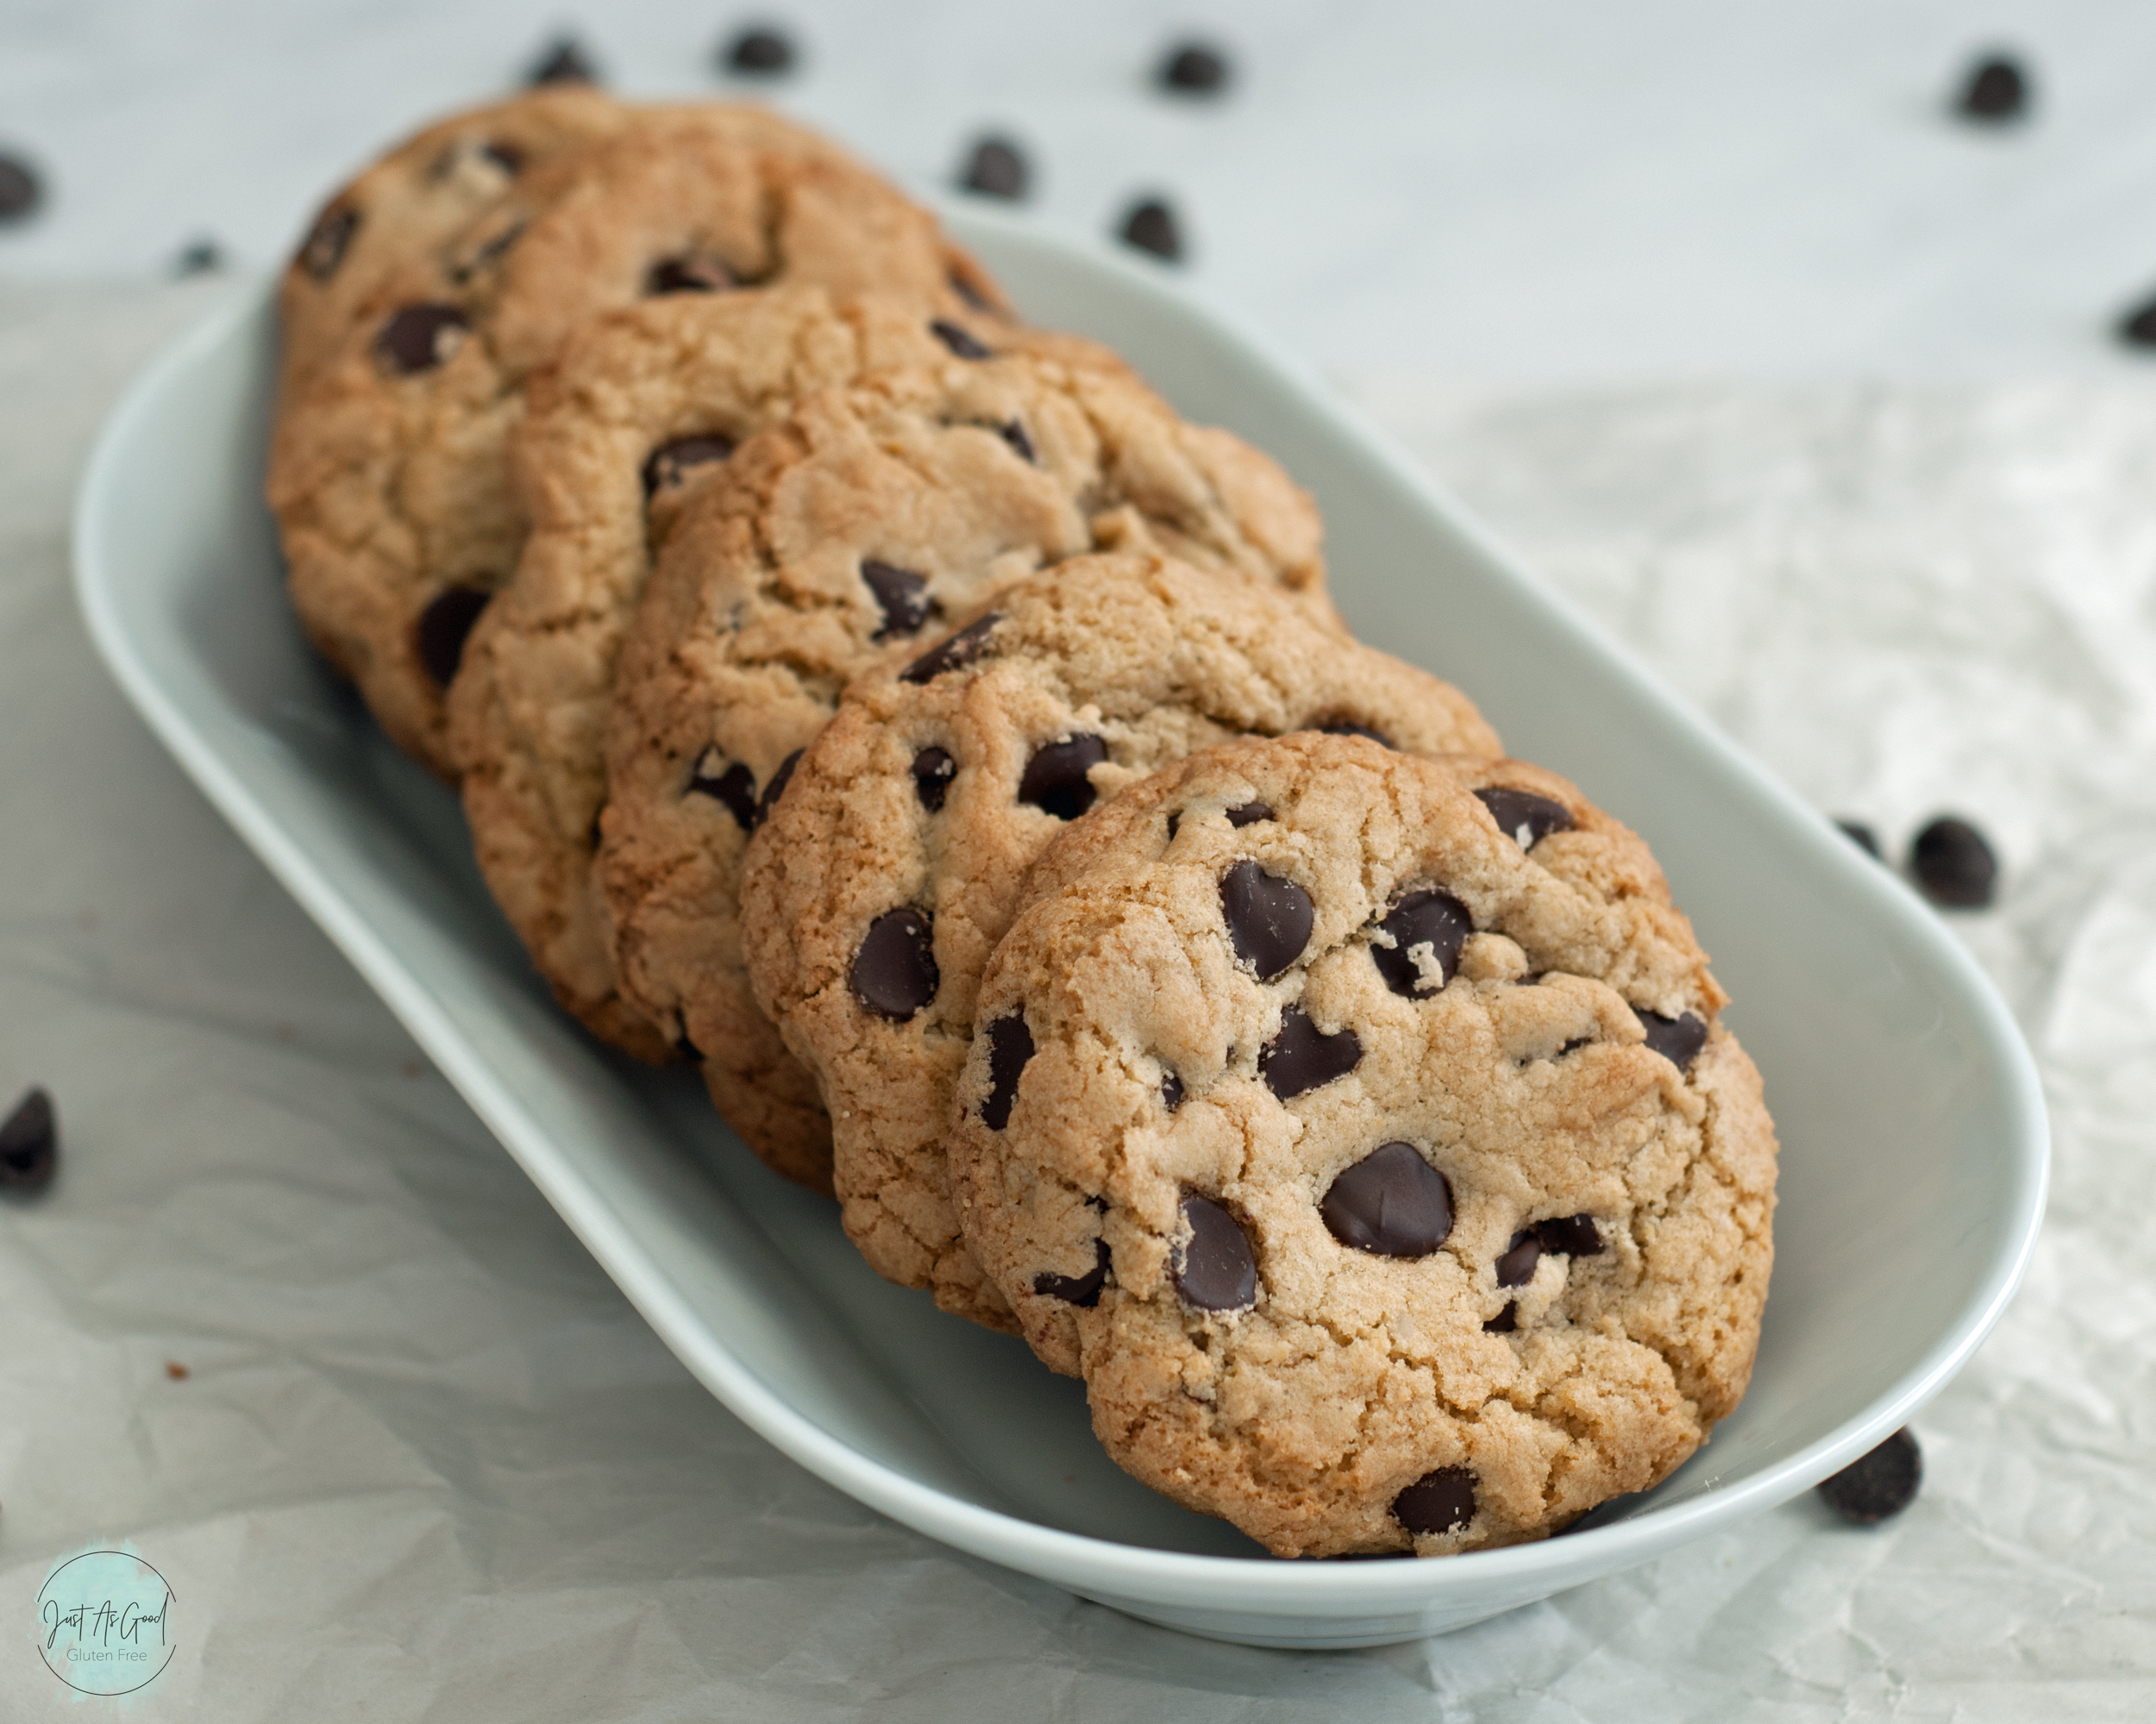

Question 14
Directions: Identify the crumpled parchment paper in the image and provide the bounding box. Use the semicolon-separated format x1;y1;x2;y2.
2;281;2151;1719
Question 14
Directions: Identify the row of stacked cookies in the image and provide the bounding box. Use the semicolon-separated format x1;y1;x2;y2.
269;91;1777;1560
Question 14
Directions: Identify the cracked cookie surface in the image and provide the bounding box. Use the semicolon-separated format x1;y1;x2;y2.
736;559;1499;1313
268;101;1003;777
949;734;1777;1557
602;346;1341;1186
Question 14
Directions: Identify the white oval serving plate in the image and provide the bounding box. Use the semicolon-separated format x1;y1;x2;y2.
72;206;2046;1649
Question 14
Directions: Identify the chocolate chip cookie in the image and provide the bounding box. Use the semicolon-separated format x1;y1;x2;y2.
268;101;1005;776
601;343;1341;1188
736;558;1500;1317
948;734;1776;1556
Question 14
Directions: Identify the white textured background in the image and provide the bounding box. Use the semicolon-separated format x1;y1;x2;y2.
5;2;2156;1716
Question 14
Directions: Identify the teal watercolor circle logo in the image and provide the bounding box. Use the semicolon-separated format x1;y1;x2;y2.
34;1546;175;1697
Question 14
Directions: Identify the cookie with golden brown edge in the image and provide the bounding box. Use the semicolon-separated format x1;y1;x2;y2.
600;345;1339;1190
949;735;1777;1557
736;558;1499;1317
268;102;1006;776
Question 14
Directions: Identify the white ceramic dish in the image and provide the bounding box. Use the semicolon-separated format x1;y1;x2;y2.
72;207;2046;1649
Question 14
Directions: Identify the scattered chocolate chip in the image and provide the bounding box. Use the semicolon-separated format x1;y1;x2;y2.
981;1012;1035;1130
1172;1190;1257;1312
1483;1302;1517;1334
1161;1068;1185;1111
1119;197;1183;262
415;585;491;687
1033;1237;1109;1306
912;746;956;812
647;252;734;294
852;908;937;1019
299;203;358;279
1956;53;2028;122
641;435;735;498
960;135;1029;200
860;561;936;639
1394;1466;1476;1537
1019;735;1107;821
1159;41;1231;94
752;750;801;830
1818;1427;1922;1524
1911;816;1996;908
674;1031;704;1062
1637;1008;1708;1071
1317;719;1391;748
1321;1142;1452;1257
1495;1230;1540;1288
901;612;1001;684
687;747;759;829
724;24;796;76
1225;802;1273;827
931;318;991;360
0;153;44;223
1532;1214;1603;1258
1476;787;1573;850
1261;1006;1362;1100
1369;889;1471;999
2119;292;2156;349
0;1087;56;1193
1837;818;1882;858
172;237;223;277
998;419;1037;462
375;304;468;375
528;35;599;85
1219;859;1313;981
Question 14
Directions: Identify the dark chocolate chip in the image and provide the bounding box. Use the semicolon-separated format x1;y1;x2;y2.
931;318;991;360
2119;292;2156;349
901;612;1001;683
752;749;802;829
1159;41;1231;94
1483;1302;1517;1334
1225;802;1273;827
998;419;1037;462
299;203;358;279
912;746;956;812
1320;1141;1452;1258
1532;1214;1603;1257
1394;1466;1476;1537
1172;1190;1257;1312
447;212;526;283
1019;735;1107;821
724;25;796;76
415;585;491;687
1555;1036;1594;1058
0;1087;56;1193
1818;1427;1922;1524
0;153;44;223
1260;1006;1362;1100
1033;1237;1109;1307
1837;818;1882;858
1161;1068;1185;1111
1165;811;1181;843
528;35;599;85
852;908;937;1019
674;1031;703;1062
641;435;735;498
1476;787;1574;850
1219;859;1313;981
860;561;936;639
1637;1009;1709;1071
1317;719;1391;748
1369;888;1471;999
1911;816;1996;908
1956;53;2028;122
1119;197;1183;262
687;747;758;829
960;135;1029;200
981;1012;1034;1130
1495;1231;1541;1288
375;304;469;375
172;237;223;277
647;252;734;294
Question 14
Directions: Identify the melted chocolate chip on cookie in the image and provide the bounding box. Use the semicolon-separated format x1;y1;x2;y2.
1034;1237;1109;1306
1160;1068;1186;1111
853;909;937;1019
912;747;956;812
1320;1142;1452;1257
1173;1191;1257;1312
1019;735;1107;821
415;586;491;687
1476;787;1573;850
1394;1467;1476;1537
931;318;992;360
752;750;802;829
1369;888;1470;998
981;1012;1033;1129
862;561;936;639
1220;859;1312;981
641;435;735;498
1260;1006;1361;1100
900;612;1001;684
646;252;735;294
687;748;759;829
1225;801;1273;827
375;304;468;374
998;419;1037;463
1495;1230;1541;1288
1637;1009;1708;1071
